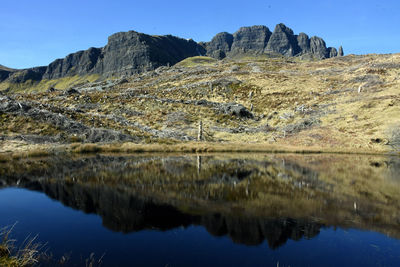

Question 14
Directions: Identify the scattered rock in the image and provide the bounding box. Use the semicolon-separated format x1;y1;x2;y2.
221;103;254;118
66;88;80;95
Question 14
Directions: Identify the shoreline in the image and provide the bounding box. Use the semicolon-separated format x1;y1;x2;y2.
0;141;395;162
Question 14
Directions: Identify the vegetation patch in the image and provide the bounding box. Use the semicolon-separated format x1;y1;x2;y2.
175;56;217;67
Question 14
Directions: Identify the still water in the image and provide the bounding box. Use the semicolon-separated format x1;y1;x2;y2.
0;153;400;266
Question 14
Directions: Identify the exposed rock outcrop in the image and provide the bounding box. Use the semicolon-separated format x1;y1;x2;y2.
206;23;341;60
2;23;343;84
8;67;47;83
5;31;205;83
297;33;311;54
338;46;344;56
0;66;12;82
265;23;299;56
43;47;102;80
328;47;338;58
42;32;205;80
205;32;234;59
309;36;328;59
230;26;271;55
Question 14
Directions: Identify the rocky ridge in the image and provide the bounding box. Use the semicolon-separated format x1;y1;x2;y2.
0;23;342;84
205;23;342;60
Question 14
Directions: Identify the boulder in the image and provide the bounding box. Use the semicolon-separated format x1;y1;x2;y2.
221;103;254;119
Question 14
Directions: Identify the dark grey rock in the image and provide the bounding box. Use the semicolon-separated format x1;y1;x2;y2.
8;67;46;83
297;33;310;54
338;46;344;56
221;103;254;118
328;47;338;58
208;50;227;60
310;36;328;59
0;65;16;82
96;32;205;77
205;23;339;60
2;24;342;85
265;23;299;56
65;88;80;95
6;31;206;83
206;32;233;59
0;69;11;82
43;47;102;80
230;26;272;55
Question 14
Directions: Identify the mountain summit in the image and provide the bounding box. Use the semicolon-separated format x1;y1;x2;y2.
205;23;342;59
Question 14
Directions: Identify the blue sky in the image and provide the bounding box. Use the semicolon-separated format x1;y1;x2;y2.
1;0;399;69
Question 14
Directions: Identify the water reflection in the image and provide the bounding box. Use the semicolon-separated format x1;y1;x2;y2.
0;153;399;249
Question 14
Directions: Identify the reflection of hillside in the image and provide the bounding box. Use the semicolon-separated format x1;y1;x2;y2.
1;154;400;246
26;180;322;248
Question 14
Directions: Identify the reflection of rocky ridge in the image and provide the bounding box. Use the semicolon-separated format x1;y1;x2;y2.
25;179;322;248
1;154;400;246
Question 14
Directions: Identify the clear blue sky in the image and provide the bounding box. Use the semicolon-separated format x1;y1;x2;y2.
1;0;399;69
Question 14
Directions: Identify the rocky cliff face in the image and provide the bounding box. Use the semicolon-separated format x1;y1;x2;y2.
205;32;234;59
1;23;342;84
43;47;102;80
206;23;342;60
42;31;205;80
1;31;205;83
230;26;272;55
0;65;15;82
265;23;299;56
0;69;11;82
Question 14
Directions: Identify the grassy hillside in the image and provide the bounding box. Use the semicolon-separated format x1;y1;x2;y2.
0;54;399;154
0;74;100;92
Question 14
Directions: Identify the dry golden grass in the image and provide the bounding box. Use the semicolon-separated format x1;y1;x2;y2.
68;142;387;155
0;225;43;267
1;53;400;154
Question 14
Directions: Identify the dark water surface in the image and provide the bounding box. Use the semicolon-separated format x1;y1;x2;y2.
0;153;400;266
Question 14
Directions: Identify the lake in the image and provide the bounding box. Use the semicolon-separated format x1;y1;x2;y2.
1;153;400;266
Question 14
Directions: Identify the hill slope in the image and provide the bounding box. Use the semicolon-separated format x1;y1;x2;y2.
0;53;399;154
